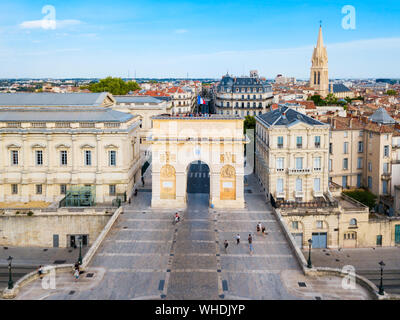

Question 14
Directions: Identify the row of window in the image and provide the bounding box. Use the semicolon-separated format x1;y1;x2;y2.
332;142;390;156
221;101;266;108
9;150;117;167
338;175;389;194
276;157;322;170
220;87;266;93
291;219;357;230
220;110;263;116
330;157;391;172
276;177;321;193
9;184;118;196
275;136;321;149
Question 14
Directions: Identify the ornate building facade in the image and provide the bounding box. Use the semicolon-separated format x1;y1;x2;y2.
0;93;143;205
255;105;330;203
214;71;274;116
150;115;246;209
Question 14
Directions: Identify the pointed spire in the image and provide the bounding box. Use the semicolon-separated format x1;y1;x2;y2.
317;24;324;49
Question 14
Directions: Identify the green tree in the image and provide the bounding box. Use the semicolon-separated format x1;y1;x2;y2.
386;89;398;96
308;94;326;106
88;77;141;95
244;115;256;133
344;190;377;210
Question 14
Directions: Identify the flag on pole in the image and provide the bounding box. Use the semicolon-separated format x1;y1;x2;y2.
197;95;205;105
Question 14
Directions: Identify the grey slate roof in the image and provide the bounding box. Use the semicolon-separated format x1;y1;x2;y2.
329;84;351;93
0;108;134;122
257;105;326;127
0;92;111;107
114;96;163;104
369;107;396;124
217;75;272;93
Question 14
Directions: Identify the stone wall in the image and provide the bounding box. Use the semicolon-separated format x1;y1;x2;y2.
0;209;112;248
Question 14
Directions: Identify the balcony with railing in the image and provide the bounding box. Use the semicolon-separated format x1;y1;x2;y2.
275;191;285;199
381;172;391;180
294;190;304;198
288;168;311;175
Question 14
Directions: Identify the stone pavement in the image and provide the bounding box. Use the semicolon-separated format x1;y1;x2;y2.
0;246;88;268
0;246;88;291
14;172;374;300
303;247;400;295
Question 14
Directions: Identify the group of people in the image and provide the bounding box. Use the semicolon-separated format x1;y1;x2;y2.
223;222;267;254
174;112;211;118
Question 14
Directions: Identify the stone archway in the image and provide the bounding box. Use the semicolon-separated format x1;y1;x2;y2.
150;115;246;209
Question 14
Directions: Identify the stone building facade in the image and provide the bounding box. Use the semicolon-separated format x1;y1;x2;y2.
255;105;330;203
214;71;274;117
150;115;246;209
327;108;400;215
0;93;143;205
255;105;400;248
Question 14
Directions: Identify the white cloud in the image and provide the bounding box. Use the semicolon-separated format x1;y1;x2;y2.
19;19;81;30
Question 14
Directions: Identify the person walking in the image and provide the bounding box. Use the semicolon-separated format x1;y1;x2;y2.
256;222;261;233
235;234;241;245
261;225;267;236
224;240;229;253
74;268;80;280
37;265;43;279
248;234;254;254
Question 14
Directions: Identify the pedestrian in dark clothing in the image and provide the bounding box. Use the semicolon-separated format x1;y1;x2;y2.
38;265;43;279
224;240;229;253
141;176;145;186
261;225;266;236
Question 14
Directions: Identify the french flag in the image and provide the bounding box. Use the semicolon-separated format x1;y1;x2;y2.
197;95;205;105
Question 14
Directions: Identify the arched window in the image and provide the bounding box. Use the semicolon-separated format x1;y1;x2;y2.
350;218;357;226
314;72;317;85
318;71;320;85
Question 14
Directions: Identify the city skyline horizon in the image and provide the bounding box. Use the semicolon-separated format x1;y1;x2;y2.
0;1;399;79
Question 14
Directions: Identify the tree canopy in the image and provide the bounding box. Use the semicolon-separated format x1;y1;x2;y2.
308;94;347;107
386;89;398;96
244;115;256;133
87;77;141;95
343;189;377;210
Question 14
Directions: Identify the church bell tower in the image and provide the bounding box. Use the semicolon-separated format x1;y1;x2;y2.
310;24;329;97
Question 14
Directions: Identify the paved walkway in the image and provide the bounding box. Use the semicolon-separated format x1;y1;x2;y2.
14;172;374;300
0;246;88;291
304;247;400;295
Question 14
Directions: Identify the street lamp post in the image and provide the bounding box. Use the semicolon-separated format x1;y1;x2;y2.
78;236;83;265
7;256;13;290
307;239;313;268
378;260;385;295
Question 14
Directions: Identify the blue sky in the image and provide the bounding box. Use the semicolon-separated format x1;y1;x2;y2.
0;0;399;78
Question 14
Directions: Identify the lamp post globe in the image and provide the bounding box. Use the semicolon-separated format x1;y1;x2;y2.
307;239;313;269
